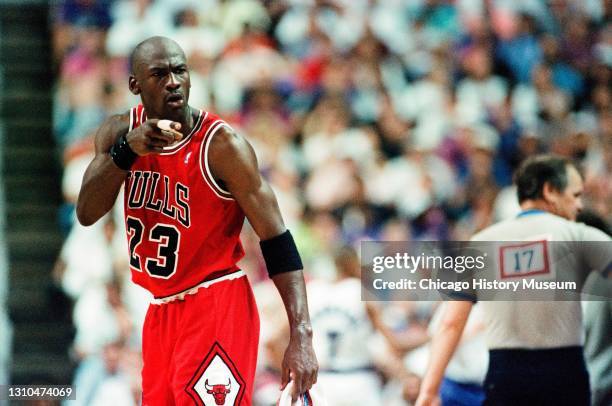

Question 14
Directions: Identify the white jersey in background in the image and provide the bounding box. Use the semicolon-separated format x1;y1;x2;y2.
307;277;383;406
470;210;611;349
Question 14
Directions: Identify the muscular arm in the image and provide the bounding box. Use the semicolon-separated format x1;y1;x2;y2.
209;127;318;398
416;301;473;406
76;114;130;226
77;114;181;226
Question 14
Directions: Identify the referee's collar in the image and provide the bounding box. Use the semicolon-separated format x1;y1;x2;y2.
517;209;546;218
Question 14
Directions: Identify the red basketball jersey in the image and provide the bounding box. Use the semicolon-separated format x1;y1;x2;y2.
123;104;245;298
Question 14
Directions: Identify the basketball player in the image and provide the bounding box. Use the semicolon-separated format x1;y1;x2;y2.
307;246;384;406
76;37;317;405
416;155;611;406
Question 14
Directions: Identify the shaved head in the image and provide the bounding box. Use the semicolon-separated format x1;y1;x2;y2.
129;36;186;75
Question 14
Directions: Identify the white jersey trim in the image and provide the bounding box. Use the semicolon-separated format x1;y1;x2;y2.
199;120;235;200
150;270;245;304
128;107;135;132
159;109;206;155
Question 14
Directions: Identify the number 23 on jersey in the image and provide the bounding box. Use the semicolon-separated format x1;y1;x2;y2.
126;216;181;279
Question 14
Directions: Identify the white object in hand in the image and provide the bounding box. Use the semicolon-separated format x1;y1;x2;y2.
277;381;328;406
157;119;182;140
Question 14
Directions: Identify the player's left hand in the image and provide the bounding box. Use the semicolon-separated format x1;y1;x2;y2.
280;333;318;402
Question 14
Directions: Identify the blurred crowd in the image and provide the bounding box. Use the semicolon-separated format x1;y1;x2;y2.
51;0;611;405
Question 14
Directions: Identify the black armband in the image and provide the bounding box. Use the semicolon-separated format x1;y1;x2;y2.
109;133;137;170
260;230;303;278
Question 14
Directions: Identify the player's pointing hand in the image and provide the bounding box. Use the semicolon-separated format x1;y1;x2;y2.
126;118;182;155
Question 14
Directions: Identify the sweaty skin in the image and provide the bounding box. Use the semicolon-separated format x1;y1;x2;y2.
76;36;318;401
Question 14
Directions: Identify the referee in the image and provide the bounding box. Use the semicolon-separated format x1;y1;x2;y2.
416;155;611;406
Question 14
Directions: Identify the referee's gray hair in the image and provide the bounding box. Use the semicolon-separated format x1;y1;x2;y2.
513;154;575;203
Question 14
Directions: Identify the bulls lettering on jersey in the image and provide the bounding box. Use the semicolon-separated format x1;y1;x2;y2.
124;104;245;298
127;171;190;227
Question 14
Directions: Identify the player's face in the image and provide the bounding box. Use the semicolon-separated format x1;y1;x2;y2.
135;47;191;122
552;165;584;221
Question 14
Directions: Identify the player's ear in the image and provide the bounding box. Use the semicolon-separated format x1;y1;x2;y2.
129;75;141;95
542;181;558;203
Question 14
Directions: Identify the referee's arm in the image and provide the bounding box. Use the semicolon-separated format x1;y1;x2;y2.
416;301;473;406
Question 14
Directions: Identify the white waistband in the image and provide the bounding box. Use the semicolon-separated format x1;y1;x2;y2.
150;270;245;305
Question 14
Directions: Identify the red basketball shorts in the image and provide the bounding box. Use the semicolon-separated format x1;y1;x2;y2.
141;272;260;406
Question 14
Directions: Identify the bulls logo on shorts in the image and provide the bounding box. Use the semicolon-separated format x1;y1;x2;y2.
186;342;245;405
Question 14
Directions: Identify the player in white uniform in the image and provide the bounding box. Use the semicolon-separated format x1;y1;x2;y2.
578;211;612;406
307;246;384;406
416;155;611;406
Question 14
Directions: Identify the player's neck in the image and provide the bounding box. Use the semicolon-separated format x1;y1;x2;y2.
178;105;195;135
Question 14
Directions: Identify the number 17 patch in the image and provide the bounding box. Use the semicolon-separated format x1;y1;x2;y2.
499;240;551;279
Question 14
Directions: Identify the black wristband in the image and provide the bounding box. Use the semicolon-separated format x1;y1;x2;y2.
110;134;137;170
260;230;303;278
